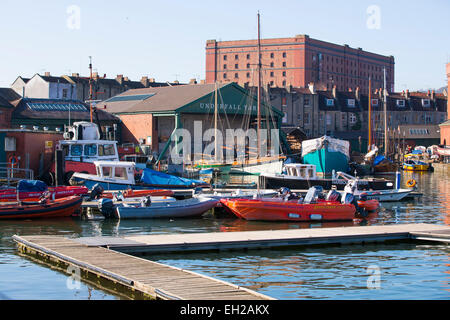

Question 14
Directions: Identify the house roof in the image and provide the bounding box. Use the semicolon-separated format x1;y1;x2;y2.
0;88;21;108
12;98;119;122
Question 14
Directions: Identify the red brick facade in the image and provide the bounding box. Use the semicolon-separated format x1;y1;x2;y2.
206;35;395;94
440;63;450;146
118;114;158;151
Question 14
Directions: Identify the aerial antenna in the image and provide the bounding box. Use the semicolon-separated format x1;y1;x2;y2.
89;56;93;122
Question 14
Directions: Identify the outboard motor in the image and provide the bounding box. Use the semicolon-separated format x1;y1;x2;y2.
89;183;104;200
341;191;368;218
98;198;115;218
140;196;152;207
326;189;341;202
304;186;322;204
192;187;203;197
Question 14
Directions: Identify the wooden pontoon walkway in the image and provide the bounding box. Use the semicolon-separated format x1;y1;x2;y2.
13;235;272;300
13;223;449;300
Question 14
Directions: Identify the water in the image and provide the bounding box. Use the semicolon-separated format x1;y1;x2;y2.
0;169;449;300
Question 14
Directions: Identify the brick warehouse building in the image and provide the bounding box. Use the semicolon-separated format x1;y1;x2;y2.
439;63;450;146
206;35;395;94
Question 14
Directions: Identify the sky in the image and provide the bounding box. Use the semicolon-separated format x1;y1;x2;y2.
0;0;449;92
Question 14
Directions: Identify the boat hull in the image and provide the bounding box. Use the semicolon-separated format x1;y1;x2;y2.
115;197;219;219
259;174;394;191
0;196;82;219
303;149;349;174
402;164;431;171
0;186;88;202
231;160;284;175
220;198;356;221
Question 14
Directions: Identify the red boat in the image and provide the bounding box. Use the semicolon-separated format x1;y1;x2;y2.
0;185;88;202
220;198;379;222
0;196;83;219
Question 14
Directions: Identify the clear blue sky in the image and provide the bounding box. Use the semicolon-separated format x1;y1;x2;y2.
1;0;449;91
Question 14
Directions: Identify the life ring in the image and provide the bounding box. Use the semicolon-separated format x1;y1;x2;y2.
8;155;19;168
406;179;416;188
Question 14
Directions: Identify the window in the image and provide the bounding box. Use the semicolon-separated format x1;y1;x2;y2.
304;113;310;124
246;72;250;78
282;52;286;58
235;54;238;60
246;63;250;68
270;62;274;67
282;71;286;77
282;62;286;67
223;64;227;69
297;114;301;121
84;144;97;156
114;167;128;180
246;54;250;59
100;144;115;156
371;99;378;106
347;99;355;107
223;73;227;79
422;99;430;107
326;114;332;125
223;55;227;61
62;89;68;99
396;99;405;107
102;166;112;177
349;113;357;124
270;53;274;58
304;98;310;106
270;72;274;77
282;80;286;86
70;144;82;156
326;99;334;106
234;73;238;78
235;64;238;69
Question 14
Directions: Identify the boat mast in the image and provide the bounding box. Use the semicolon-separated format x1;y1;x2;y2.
257;11;261;159
89;56;93;123
368;76;372;151
214;81;218;162
383;67;388;157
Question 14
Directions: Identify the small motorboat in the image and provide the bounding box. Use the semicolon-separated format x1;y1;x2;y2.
402;159;433;172
97;195;219;219
219;186;378;222
0;195;83;219
99;188;174;199
0;180;88;202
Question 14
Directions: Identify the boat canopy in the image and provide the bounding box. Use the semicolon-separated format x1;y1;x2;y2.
17;180;48;192
301;136;350;158
140;168;206;187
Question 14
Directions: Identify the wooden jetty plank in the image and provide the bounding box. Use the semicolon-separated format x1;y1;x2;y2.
13;235;271;300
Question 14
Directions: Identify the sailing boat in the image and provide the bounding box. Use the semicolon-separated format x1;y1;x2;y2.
365;72;397;174
194;82;233;174
230;12;284;175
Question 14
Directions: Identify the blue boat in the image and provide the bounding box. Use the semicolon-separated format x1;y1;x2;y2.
301;136;350;175
70;161;210;191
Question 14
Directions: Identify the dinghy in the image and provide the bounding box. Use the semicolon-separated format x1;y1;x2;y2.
0;195;82;219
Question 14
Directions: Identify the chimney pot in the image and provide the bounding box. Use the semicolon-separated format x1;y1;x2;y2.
44;72;50;77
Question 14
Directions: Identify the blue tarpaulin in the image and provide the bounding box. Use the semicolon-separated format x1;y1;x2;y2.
17;180;48;192
140;168;205;186
373;155;386;166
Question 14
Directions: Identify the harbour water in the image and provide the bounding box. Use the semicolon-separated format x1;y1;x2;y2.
0;168;449;300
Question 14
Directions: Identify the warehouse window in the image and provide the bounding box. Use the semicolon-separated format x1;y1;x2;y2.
235;54;238;60
223;55;227;61
235;64;238;69
282;71;286;77
234;73;238;78
270;53;274;58
246;54;250;59
246;72;250;78
223;64;227;69
270;72;274;77
223;73;227;79
282;52;286;58
282;62;286;67
246;63;250;68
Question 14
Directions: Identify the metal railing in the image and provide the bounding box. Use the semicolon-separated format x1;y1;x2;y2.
0;163;34;186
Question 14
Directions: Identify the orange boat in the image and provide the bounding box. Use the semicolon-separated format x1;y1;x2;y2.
220;197;379;222
99;188;174;199
0;196;83;219
0;185;88;202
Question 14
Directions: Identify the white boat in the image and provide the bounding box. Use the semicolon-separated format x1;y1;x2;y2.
111;196;219;219
339;179;414;202
231;157;284;175
197;188;278;201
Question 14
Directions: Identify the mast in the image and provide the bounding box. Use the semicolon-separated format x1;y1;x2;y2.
368;76;372;151
383;67;388;157
257;11;261;159
214;81;218;162
89;56;93;123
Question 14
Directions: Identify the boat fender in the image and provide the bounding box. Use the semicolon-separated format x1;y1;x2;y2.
406;179;416;188
89;183;105;200
98;198;115;218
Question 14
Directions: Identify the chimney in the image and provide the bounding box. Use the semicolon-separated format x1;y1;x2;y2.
332;85;337;98
173;80;180;84
189;78;197;85
355;86;360;100
141;76;149;87
431;90;435;100
123;76;129;82
308;82;315;94
200;80;206;84
405;89;409;99
149;78;155;83
72;73;79;77
427;90;431;97
401;90;405;97
44;72;51;77
93;72;99;79
103;74;106;78
116;74;123;84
